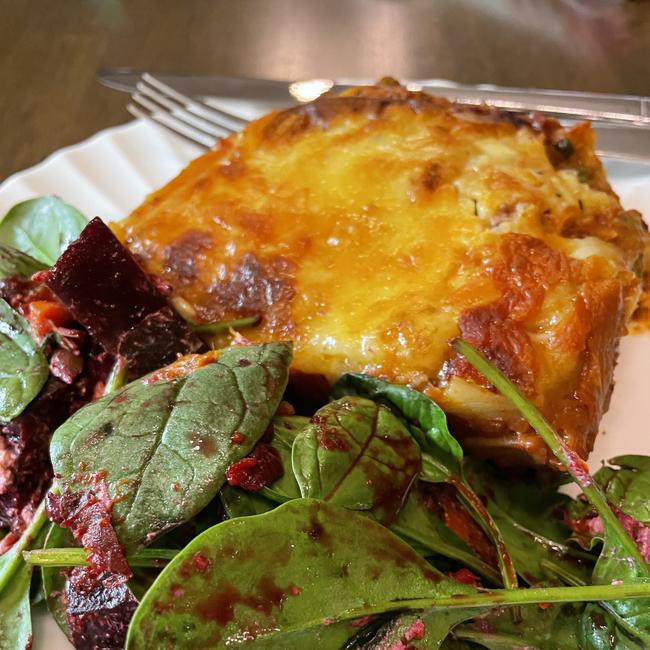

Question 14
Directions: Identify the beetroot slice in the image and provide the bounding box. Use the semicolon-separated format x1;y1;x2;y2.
64;567;137;650
44;218;200;367
117;306;202;376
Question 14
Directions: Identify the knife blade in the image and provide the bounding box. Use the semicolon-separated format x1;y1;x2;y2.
99;67;650;126
99;68;305;108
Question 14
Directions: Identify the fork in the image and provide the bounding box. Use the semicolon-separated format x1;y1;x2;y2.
128;73;247;148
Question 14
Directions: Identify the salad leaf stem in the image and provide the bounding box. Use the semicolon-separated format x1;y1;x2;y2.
452;477;520;591
327;582;650;621
102;357;129;395
0;499;48;594
540;559;585;586
190;315;260;335
542;559;650;642
420;454;520;600
452;338;646;568
23;547;178;568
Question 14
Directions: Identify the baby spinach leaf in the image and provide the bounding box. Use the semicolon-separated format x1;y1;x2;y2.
0;561;33;650
463;460;592;585
331;373;462;462
0;298;49;422
126;499;474;649
595;456;650;524
355;609;478;649
292;397;421;525
579;604;641;649
0;197;86;265
51;342;292;552
588;537;650;646
0;244;47;278
453;603;583;649
267;415;307;500
220;485;278;518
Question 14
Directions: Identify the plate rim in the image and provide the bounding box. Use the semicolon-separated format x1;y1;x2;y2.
0;119;141;192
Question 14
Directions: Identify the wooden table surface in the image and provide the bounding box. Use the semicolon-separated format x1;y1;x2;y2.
1;0;650;182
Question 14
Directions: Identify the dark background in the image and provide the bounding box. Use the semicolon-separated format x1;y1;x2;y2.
2;0;650;181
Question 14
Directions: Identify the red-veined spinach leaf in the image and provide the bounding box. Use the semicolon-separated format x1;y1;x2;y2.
331;375;517;590
330;373;462;462
579;604;642;649
594;456;650;525
50;342;291;552
292;396;421;525
393;487;501;585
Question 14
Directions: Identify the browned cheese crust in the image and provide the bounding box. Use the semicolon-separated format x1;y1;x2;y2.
116;82;648;468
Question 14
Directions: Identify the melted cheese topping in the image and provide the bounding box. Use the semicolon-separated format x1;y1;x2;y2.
117;87;646;466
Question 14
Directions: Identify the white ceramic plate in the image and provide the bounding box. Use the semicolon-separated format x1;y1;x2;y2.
1;115;650;650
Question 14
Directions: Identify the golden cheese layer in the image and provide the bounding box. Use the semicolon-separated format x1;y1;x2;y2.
117;83;647;467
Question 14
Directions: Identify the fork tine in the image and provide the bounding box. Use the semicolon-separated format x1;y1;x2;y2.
134;84;233;138
142;72;248;132
127;103;216;148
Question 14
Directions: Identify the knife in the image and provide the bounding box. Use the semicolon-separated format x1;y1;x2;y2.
98;68;650;162
99;67;650;126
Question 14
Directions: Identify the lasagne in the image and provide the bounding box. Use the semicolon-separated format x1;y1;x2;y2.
115;81;647;467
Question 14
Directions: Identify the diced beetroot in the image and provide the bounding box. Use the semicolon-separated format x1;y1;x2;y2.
64;566;137;650
403;618;426;641
225;443;283;492
49;349;84;384
448;567;482;588
117;306;201;376
44;218;199;361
